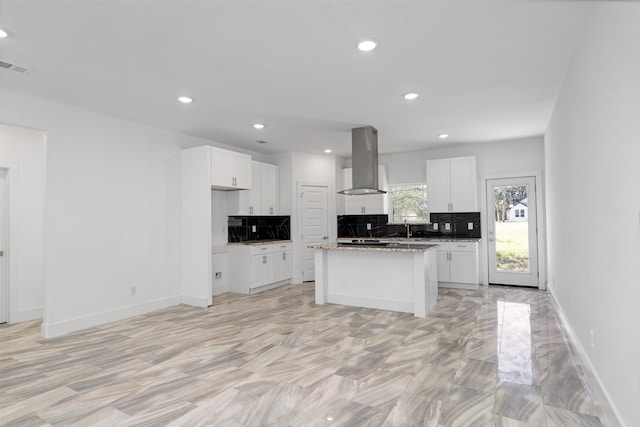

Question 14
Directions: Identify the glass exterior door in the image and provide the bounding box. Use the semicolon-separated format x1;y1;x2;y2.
486;177;538;287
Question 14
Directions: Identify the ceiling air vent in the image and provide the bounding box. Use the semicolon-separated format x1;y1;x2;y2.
256;140;269;144
0;60;31;74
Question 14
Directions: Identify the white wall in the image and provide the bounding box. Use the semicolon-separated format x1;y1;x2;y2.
0;89;233;337
545;4;640;427
0;124;46;322
376;136;544;185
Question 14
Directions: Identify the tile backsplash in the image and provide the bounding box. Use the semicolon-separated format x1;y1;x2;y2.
228;216;291;242
337;212;481;239
429;212;481;238
338;214;389;238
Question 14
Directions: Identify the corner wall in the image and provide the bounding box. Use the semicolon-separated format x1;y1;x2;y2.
0;89;217;337
545;4;640;426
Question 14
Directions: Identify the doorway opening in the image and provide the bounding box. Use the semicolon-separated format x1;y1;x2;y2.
0;168;8;323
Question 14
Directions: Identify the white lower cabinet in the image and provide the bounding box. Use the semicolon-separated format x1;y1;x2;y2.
228;242;292;293
435;241;479;289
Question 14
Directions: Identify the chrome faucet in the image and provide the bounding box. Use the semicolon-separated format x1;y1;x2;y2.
404;220;411;238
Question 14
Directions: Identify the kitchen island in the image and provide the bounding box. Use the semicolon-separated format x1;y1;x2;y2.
309;242;438;317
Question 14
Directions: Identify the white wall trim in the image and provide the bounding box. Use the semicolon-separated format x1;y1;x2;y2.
41;295;182;339
181;294;209;308
549;289;625;427
479;170;546;289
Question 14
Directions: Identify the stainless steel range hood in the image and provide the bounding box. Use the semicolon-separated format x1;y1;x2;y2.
338;126;386;195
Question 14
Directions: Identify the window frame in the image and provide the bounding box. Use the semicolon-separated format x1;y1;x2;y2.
389;182;429;224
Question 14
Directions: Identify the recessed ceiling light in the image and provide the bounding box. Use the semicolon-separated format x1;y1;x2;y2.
438;133;449;139
178;96;192;104
324;149;332;154
253;123;265;129
403;93;419;100
0;28;8;38
357;40;378;52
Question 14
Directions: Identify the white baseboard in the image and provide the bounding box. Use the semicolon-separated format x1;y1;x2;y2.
249;280;290;295
549;290;624;427
13;306;43;323
328;293;413;314
181;294;210;308
41;296;182;339
438;282;479;290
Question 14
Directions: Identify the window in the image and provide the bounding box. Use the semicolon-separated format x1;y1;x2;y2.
515;209;525;218
391;183;428;222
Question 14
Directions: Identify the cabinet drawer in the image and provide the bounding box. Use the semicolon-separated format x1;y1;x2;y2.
250;242;291;255
251;245;272;255
275;242;292;251
450;242;476;252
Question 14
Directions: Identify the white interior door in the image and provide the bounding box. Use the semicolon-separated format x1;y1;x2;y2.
301;185;328;282
0;169;8;323
486;177;539;287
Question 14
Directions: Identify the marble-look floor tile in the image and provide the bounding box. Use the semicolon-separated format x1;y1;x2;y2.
495;382;545;425
544;405;604;427
0;283;614;426
439;385;495;427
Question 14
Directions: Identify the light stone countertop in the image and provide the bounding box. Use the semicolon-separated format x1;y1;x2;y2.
227;239;292;246
309;242;438;253
338;237;481;243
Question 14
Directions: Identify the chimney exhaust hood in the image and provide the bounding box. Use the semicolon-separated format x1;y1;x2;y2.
338;126;386;195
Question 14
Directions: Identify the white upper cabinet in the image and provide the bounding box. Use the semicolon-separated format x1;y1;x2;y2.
426;156;477;212
341;165;388;215
227;161;279;215
210;147;252;190
260;162;279;215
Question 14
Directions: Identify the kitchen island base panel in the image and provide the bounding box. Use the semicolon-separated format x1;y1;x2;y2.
314;247;437;317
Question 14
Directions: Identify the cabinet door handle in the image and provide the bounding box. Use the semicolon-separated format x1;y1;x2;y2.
282;253;286;260
263;255;267;264
270;207;274;214
249;206;253;214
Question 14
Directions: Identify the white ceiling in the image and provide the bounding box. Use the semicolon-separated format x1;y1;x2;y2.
0;1;594;157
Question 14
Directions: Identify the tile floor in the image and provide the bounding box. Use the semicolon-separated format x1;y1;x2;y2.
0;284;609;426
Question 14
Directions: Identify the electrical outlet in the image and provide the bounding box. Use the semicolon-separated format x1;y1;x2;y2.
590;330;595;347
130;286;136;296
445;223;451;230
252;225;257;233
468;222;473;230
367;223;371;230
433;223;438;230
215;272;222;279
